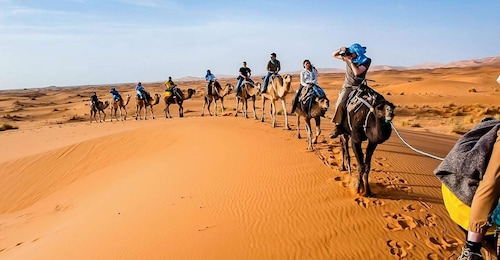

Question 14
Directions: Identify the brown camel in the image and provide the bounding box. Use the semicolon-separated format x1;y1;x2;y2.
90;100;110;123
235;81;261;119
261;74;292;129
294;86;330;150
201;82;233;116
338;86;395;197
110;94;131;121
164;88;196;118
135;93;161;120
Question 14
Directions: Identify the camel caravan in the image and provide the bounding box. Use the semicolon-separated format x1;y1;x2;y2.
85;47;397;198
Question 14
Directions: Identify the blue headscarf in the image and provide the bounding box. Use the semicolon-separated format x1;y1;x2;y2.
348;43;368;65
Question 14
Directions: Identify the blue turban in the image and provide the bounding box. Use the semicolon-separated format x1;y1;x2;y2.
348;43;368;65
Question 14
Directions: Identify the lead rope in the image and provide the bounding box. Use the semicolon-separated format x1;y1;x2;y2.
390;122;445;161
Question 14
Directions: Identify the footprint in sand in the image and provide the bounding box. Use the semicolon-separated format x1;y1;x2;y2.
376;175;412;192
424;236;461;251
386;240;414;258
354;197;385;208
383;212;418;231
424;213;439;227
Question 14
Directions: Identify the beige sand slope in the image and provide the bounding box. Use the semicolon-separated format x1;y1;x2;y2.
0;63;499;259
1;115;464;260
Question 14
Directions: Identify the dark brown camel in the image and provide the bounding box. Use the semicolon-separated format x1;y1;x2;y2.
110;94;131;121
201;82;233;116
235;81;261;119
294;85;330;150
135;93;161;120
164;88;196;118
90;100;110;123
338;86;395;197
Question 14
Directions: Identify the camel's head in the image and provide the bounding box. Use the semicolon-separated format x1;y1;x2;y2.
255;82;262;94
315;97;330;116
283;74;292;91
187;88;196;97
375;100;395;123
226;83;234;93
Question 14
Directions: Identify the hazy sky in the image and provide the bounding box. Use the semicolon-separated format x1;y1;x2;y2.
1;0;499;90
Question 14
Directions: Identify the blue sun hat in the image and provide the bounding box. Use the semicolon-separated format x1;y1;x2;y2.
348;43;368;64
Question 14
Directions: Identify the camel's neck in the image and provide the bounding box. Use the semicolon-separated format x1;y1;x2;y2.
367;116;392;143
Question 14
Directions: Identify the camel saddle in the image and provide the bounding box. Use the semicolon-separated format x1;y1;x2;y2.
346;85;383;114
297;84;326;116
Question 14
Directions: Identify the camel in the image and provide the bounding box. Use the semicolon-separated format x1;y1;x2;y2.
90;100;110;123
235;81;261;119
164;88;196;118
135;93;161;120
201;82;234;116
338;86;395;197
294;85;330;150
260;74;292;129
110;94;131;121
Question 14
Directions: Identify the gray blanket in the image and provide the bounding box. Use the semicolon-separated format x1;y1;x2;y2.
434;119;500;206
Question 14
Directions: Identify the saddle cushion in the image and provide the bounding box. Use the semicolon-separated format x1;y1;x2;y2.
298;84;326;115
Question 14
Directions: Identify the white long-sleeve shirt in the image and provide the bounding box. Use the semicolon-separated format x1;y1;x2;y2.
300;68;318;86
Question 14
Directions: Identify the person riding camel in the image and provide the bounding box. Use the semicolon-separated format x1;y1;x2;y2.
236;61;253;95
329;43;372;139
90;92;99;106
109;87;122;104
164;76;177;99
205;70;217;95
135;82;150;105
261;52;281;94
291;59;326;115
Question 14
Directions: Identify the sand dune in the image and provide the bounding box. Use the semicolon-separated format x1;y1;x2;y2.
0;64;499;259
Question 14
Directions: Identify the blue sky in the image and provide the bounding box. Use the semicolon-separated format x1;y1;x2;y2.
1;0;499;90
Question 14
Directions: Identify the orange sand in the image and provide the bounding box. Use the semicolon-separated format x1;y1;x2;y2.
0;63;499;259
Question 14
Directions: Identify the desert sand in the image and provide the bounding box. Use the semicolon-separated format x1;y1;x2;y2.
0;63;499;259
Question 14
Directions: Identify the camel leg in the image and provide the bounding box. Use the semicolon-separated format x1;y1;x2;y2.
271;100;277;128
261;97;267;122
363;142;378;197
252;96;258;120
123;107;127;120
102;110;106;122
220;98;225;116
149;105;155;119
179;103;184;118
244;100;249;118
201;98;207;116
313;116;321;144
340;134;351;174
305;117;313;151
214;99;218;116
235;98;240;117
297;114;301;139
281;99;291;130
351;140;365;195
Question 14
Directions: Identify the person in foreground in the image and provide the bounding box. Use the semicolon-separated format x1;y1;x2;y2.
236;61;253;95
434;117;500;260
329;43;372;138
261;52;281;94
291;59;325;114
